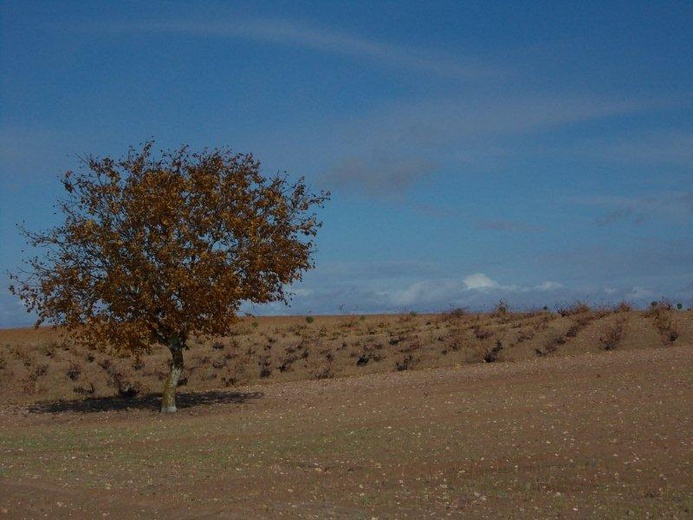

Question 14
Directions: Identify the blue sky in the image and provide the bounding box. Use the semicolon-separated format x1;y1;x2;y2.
1;1;692;326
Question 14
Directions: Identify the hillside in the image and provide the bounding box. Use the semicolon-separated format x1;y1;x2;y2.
1;305;690;407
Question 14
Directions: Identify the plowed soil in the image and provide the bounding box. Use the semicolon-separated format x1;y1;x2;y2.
0;309;691;518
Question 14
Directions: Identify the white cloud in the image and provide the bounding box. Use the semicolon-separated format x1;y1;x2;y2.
390;279;465;307
536;281;563;291
463;273;500;290
622;286;656;300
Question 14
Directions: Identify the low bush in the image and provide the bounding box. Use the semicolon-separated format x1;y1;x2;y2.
557;301;591;317
66;361;82;381
535;335;564;357
395;354;418;371
73;382;95;395
649;309;679;344
613;301;633;313
474;327;494;340
107;369;140;398
599;318;625;351
482;340;504;363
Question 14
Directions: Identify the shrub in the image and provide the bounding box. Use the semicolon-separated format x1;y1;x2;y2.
492;300;509;316
483;340;504;363
73;382;95;396
313;365;334;379
107;369;140;398
515;329;534;343
599;319;625;351
279;356;297;372
565;324;580;338
649;309;679;344
535;335;565;357
395;354;418;371
28;364;48;381
557;301;591;317
650;299;673;311
613;301;633;313
474;326;495;340
66;361;82;381
258;357;272;378
443;307;467;321
39;342;57;358
356;353;372;366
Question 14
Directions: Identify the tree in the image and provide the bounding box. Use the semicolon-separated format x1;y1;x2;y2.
9;142;329;412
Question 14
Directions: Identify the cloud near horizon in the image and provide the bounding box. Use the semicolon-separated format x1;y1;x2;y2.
294;270;569;312
264;272;687;317
463;273;500;290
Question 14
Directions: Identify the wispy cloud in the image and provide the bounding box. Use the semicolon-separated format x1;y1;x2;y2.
476;219;545;233
578;192;693;226
315;93;685;198
97;16;689;204
595;129;693;166
322;154;439;199
100;17;493;79
346;95;682;148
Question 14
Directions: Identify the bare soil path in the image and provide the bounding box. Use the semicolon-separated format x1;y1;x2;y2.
1;344;691;519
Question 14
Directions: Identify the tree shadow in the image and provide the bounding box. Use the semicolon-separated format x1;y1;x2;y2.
26;389;264;415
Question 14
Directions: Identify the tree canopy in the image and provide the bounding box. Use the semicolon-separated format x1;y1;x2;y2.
9;142;329;411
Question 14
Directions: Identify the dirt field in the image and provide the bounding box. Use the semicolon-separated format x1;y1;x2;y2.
0;308;691;518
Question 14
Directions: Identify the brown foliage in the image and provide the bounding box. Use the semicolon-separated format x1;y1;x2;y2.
9;142;329;359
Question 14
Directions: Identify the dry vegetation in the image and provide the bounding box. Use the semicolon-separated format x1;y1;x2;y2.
0;304;691;518
1;304;690;405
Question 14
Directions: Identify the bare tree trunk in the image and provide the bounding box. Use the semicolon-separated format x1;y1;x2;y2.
161;339;185;413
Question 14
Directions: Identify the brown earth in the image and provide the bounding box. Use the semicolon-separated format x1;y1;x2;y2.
0;307;691;518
